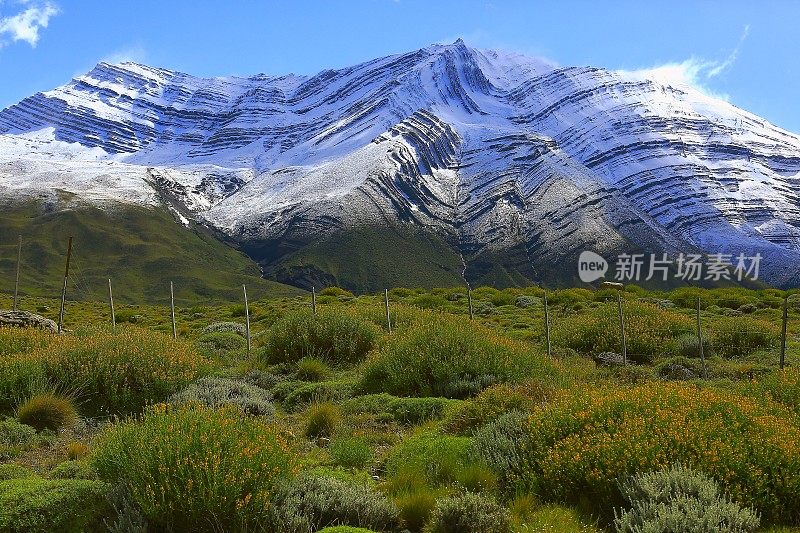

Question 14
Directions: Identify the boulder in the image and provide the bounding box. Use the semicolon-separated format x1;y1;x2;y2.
0;310;58;332
593;351;626;366
659;363;699;381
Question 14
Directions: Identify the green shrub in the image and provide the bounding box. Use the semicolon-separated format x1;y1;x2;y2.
202;321;247;336
168;377;274;417
320;287;354;297
360;315;561;398
614;464;760;532
317;527;378;533
16;393;77;432
551;301;694;363
455;464;498;493
444;380;554;435
343;394;460;425
276;379;355;411
197;331;246;352
385;432;473;489
424;491;511;533
0;463;35;480
711;317;779;358
411;294;450;309
515;296;542;308
0;418;39;459
0;356;47;414
747;369;800;416
34;328;210;416
49;460;98;480
91;404;297;532
518;383;800;523
0;477;111;533
330;436;373;469
259;311;380;367
273;474;399;531
395;489;438;531
471;411;532;492
672;332;712;359
296;357;331;381
305;402;342;438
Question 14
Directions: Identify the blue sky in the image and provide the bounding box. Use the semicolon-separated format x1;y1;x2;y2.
1;0;798;132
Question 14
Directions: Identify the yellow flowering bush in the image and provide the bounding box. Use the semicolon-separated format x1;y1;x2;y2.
551;301;694;363
91;403;298;532
521;383;800;524
34;327;209;416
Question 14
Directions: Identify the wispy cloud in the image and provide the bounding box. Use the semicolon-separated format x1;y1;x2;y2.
101;44;148;65
627;25;750;101
0;0;59;48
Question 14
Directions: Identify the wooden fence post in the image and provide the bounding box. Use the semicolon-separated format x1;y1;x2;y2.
243;284;251;355
312;286;317;315
467;287;474;320
57;236;73;334
617;293;627;365
108;278;116;331
170;281;177;339
781;296;788;370
384;289;392;333
543;291;552;359
697;296;708;378
13;235;21;312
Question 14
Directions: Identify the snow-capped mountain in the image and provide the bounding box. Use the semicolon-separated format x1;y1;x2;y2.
1;40;799;289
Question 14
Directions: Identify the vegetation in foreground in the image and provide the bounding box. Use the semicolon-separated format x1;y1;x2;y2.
0;284;799;532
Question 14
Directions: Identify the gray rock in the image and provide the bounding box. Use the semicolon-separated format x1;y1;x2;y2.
593;351;626;366
660;363;699;381
0;310;58;332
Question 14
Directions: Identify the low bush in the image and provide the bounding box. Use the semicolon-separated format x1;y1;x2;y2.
424;491;511;533
747;369;800;416
197;331;246;353
0;463;35;480
0;327;54;357
411;294;450;309
385;432;473;489
360;315;561;398
65;441;89;460
258;311;380;367
0;477;111;533
305;402;342;438
343;394;459;425
551;301;694;363
201;321;247;336
330;436;373;469
0;356;47;414
444;380;555;435
317;527;378;533
16;393;77;432
0;418;40;459
672;332;712;359
711;317;780;358
614;464;760;532
168;377;275;417
32;327;209;416
91;404;297;532
518;383;800;523
395;489;438;531
50;460;98;480
471;411;532;492
320;287;354;297
296;357;331;381
273;473;399;531
276;379;355;411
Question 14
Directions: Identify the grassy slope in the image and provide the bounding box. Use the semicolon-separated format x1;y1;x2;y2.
269;226;467;293
0;201;304;304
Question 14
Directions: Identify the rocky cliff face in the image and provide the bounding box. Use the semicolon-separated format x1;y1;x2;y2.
1;40;799;288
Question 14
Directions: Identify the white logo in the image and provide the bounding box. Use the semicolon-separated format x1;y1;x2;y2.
578;251;608;282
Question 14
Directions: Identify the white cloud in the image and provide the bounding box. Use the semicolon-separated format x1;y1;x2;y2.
0;1;59;48
626;25;750;101
101;45;148;65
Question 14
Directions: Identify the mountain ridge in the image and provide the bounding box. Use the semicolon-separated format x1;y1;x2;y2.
1;40;799;289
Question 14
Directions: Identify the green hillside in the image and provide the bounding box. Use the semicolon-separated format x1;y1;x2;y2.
0;200;304;304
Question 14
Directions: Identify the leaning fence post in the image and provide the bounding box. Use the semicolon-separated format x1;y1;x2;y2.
617;293;627;365
243;284;251;355
384;289;392;333
697;296;708;378
57;236;73;335
543;291;552;359
312;286;317;315
170;281;177;339
467;287;474;320
108;278;116;331
13;235;21;312
781;296;788;370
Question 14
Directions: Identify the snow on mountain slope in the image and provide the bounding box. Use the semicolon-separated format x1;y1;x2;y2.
1;40;799;287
